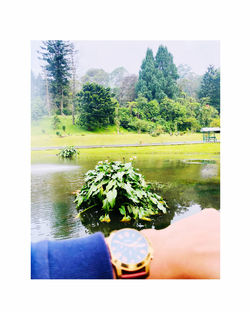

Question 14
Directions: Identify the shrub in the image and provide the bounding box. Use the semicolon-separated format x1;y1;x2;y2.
75;159;168;223
210;118;220;127
52;115;61;129
57;146;79;159
128;118;155;133
62;125;66;132
62;108;71;115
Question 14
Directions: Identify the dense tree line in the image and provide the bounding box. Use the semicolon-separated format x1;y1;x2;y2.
32;41;220;133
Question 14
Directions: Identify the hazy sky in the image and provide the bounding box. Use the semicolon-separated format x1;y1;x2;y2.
31;40;220;77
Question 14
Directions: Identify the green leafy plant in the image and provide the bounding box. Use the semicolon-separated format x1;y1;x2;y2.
75;158;168;223
52;115;61;129
57;146;79;159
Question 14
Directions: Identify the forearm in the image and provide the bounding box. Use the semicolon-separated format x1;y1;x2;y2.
142;209;220;279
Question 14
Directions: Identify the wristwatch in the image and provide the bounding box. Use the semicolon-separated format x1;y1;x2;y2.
106;228;153;279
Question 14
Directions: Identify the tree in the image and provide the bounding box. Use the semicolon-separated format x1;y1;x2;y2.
177;64;202;99
38;40;73;115
155;45;179;99
136;48;156;100
31;71;48;120
77;83;116;130
81;68;109;87
69;46;78;124
198;65;220;113
109;67;128;88
118;74;138;105
135;96;160;121
136;46;179;102
31;96;48;120
177;64;192;79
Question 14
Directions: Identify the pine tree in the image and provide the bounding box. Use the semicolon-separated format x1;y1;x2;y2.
136;46;179;102
38;40;73;114
136;48;156;100
198;65;220;113
155;45;179;99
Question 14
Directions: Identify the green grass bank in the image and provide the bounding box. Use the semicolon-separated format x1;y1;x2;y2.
31;116;220;148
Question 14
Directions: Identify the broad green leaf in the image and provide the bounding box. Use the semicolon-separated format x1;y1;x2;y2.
149;196;158;205
94;172;105;183
157;202;167;213
119;205;126;215
86;184;99;199
129;194;139;203
112;171;125;181
106;180;116;192
102;198;110;211
106;188;117;208
124;162;131;170
76;195;84;208
122;182;133;195
134;189;144;199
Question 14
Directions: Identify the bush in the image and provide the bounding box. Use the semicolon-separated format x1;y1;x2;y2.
128;118;155;133
52;115;61;129
57;146;79;159
150;124;164;137
118;107;132;129
62;108;71;115
75;159;168;223
210;118;220;127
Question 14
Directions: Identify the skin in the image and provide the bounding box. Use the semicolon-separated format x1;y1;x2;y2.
108;208;220;279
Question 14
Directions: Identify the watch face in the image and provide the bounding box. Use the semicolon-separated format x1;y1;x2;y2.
110;229;149;265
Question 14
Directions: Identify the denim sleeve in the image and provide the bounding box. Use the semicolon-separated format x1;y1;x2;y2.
31;232;114;279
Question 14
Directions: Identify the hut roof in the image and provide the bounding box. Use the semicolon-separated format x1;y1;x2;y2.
200;127;220;133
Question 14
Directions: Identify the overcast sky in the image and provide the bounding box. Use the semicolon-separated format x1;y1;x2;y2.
31;40;220;77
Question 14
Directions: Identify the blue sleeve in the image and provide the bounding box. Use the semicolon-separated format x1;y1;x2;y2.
31;232;114;279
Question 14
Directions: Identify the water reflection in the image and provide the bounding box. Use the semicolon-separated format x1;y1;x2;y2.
31;155;220;241
78;179;220;237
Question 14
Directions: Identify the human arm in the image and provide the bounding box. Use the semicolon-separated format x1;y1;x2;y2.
141;208;220;279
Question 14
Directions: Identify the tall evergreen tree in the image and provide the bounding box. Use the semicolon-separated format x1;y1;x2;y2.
38;40;73;114
136;48;156;100
136;46;179;102
198;65;220;113
155;45;179;99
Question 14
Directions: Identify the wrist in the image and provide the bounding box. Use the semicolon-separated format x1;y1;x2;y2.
141;228;185;279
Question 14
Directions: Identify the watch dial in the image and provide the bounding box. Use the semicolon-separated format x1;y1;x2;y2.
110;229;149;264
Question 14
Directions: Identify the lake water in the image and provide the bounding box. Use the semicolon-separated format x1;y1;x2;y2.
31;151;220;242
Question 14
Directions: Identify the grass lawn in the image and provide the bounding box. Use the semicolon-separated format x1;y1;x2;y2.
31;143;220;162
31;116;220;148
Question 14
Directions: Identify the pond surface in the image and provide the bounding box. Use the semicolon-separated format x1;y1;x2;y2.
31;151;220;242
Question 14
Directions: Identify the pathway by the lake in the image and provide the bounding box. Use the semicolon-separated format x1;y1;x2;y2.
31;140;219;151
